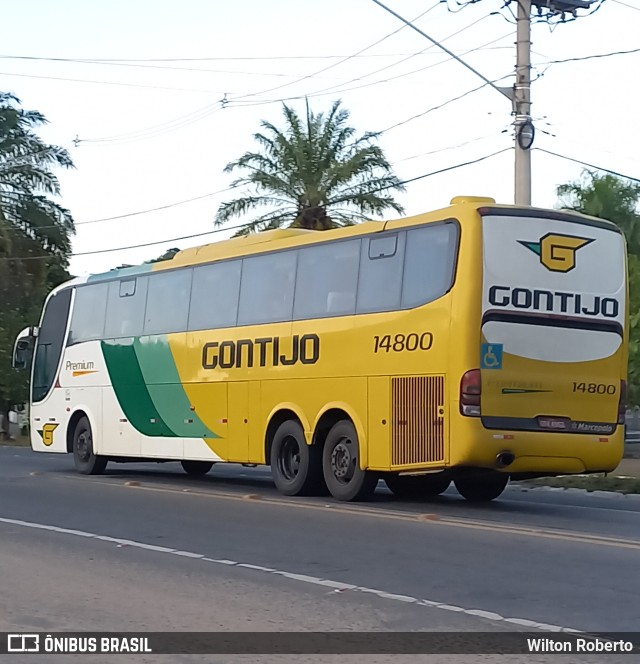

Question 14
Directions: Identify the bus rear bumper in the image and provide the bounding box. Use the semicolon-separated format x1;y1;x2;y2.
449;420;624;477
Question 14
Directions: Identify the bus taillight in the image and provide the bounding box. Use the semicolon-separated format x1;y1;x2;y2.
460;369;481;417
618;379;627;425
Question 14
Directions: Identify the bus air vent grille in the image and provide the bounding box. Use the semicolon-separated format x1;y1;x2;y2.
391;375;445;466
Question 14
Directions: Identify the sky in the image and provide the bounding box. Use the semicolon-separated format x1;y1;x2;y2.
1;0;638;277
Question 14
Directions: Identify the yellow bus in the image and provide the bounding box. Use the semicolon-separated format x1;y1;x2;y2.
13;196;628;502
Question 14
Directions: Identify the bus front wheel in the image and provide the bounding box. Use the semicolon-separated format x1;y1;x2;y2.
385;474;450;498
181;460;214;476
72;416;108;476
270;420;322;496
322;420;377;502
454;472;508;502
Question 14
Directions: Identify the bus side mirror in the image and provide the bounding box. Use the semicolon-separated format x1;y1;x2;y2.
12;326;38;370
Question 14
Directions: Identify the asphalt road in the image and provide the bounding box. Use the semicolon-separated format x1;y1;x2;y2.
1;447;639;663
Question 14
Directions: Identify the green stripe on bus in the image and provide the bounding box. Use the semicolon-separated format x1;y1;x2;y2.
100;339;175;437
133;336;220;439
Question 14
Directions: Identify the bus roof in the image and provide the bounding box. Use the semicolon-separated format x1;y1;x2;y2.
70;196;621;285
166;197;490;269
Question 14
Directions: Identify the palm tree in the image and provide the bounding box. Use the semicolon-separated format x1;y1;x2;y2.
214;100;406;235
0;92;75;261
0;92;75;438
557;169;640;405
557;170;640;254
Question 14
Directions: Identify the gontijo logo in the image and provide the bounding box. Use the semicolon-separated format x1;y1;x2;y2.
37;422;58;446
518;233;593;273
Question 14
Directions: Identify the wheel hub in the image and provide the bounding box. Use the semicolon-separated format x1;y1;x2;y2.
331;440;354;480
76;431;91;462
279;436;301;480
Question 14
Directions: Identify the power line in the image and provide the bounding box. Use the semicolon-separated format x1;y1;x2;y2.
395;131;507;162
73;226;251;256
536;147;640;183
19;5;447;147
0;186;236;229
0;55;350;80
3;132;510;232
0;225;249;261
77;103;225;145
0;52;490;63
538;46;640;65
370;0;511;101
612;0;639;9
75;187;237;225
226;33;512;110
542;125;640;167
0;148;511;261
378;71;512;135
225;2;442;104
77;28;512;145
0;70;227;94
281;13;497;101
398;146;511;185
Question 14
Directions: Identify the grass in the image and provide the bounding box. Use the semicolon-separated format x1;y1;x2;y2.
516;475;640;494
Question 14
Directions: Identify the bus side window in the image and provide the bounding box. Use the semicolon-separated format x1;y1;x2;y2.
294;239;360;320
189;261;241;331
402;223;458;308
327;291;356;314
68;283;108;345
144;268;193;336
356;233;405;314
104;277;148;339
238;251;297;326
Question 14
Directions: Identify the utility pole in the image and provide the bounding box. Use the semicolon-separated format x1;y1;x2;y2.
371;0;598;207
514;0;533;206
514;0;595;205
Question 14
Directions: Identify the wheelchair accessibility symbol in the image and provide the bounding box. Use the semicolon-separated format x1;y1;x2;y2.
481;343;503;370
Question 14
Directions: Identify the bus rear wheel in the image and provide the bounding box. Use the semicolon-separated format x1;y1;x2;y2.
181;460;214;476
270;420;322;496
73;416;108;475
385;474;450;498
454;472;509;502
322;420;377;502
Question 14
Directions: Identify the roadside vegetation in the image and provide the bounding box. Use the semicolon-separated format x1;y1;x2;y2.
0;92;74;439
516;474;640;495
556;171;640;404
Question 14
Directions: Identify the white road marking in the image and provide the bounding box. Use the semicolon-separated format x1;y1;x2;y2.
0;515;582;633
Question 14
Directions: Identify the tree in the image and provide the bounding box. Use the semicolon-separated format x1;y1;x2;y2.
0;92;75;438
145;247;179;263
214;100;406;236
557;170;640;404
558;170;640;254
0;92;75;261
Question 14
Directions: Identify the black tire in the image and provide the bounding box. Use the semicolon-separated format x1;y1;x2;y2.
73;416;107;475
270;420;323;496
385;473;450;498
322;420;377;502
181;460;214;476
454;472;509;502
